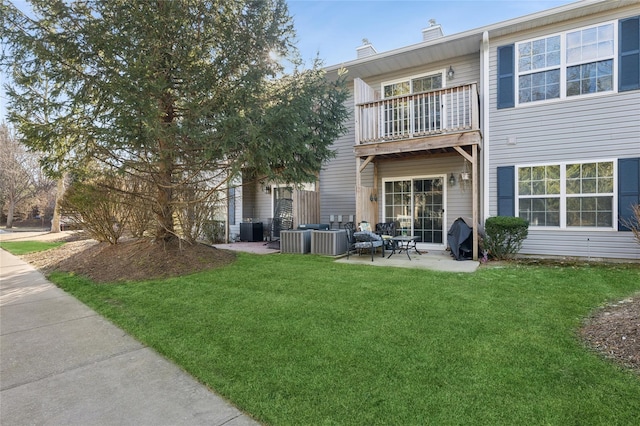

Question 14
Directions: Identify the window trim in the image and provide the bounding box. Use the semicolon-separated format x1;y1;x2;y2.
381;174;448;248
515;159;618;230
381;69;447;99
514;20;618;107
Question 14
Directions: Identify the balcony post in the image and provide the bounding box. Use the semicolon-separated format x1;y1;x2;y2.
472;143;478;261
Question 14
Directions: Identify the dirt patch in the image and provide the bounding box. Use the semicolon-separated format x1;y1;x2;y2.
580;294;640;374
21;235;235;283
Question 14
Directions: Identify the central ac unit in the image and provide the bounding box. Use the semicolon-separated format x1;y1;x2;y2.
280;230;312;254
311;230;347;256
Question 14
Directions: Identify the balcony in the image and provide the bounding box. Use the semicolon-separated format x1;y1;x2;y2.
354;83;480;157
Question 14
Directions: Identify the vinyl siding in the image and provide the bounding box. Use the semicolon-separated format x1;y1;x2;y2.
319;85;359;223
487;7;640;260
361;53;479;93
521;230;639;261
318;56;481;225
376;154;474;232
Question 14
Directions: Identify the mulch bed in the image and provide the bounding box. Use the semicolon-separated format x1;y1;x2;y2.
580;294;640;373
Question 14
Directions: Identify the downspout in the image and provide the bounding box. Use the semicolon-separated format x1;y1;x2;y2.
482;31;490;225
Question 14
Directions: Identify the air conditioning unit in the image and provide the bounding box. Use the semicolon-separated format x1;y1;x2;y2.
280;230;312;254
311;230;347;256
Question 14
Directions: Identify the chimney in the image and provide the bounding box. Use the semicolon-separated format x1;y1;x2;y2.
422;19;444;42
356;38;377;59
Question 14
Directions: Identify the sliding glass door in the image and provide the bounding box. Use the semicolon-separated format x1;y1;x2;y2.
384;177;444;245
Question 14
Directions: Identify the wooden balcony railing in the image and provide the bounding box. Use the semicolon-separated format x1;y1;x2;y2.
356;83;479;144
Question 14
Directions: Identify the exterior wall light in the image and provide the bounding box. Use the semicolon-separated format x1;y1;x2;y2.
447;65;455;79
449;173;457;186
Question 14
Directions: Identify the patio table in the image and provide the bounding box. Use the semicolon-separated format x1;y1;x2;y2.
387;235;422;260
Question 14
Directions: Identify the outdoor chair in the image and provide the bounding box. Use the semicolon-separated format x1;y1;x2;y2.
375;222;397;251
344;222;357;259
353;230;385;261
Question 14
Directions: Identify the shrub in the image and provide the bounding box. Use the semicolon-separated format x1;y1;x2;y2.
484;216;529;260
620;204;640;246
202;220;226;244
60;177;129;244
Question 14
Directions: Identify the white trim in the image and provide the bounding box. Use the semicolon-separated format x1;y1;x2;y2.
381;174;448;250
482;30;490;223
514;159;617;231
380;69;447;98
514;20;618;108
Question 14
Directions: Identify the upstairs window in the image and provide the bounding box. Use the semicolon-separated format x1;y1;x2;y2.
382;73;443;98
516;22;616;105
518;36;561;103
566;24;615;96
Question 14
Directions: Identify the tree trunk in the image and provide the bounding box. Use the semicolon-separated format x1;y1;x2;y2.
155;172;175;242
154;85;176;243
51;176;66;233
6;199;15;228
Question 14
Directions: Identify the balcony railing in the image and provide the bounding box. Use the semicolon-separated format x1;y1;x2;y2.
356;83;479;144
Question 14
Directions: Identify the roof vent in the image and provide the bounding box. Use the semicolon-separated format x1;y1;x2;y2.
422;19;444;42
356;38;377;59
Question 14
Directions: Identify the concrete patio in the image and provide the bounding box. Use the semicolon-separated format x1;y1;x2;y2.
214;241;479;273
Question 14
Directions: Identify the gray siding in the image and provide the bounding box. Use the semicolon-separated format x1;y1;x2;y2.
319;55;481;225
521;230;639;261
361;53;479;94
377;154;474;232
487;7;640;260
319;85;359;224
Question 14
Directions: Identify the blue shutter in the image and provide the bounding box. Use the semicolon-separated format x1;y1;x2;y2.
497;166;515;217
497;45;515;109
619;16;640;92
618;158;640;231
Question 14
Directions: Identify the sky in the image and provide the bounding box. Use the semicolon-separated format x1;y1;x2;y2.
1;0;577;122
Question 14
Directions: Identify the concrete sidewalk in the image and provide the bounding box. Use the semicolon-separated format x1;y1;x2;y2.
0;248;260;426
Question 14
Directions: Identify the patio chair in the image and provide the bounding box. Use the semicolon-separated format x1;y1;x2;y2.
344;222;357;259
353;230;385;261
375;222;397;251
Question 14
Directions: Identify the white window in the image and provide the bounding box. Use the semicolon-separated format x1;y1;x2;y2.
518;35;561;103
382;72;444;98
517;161;615;229
381;71;445;137
516;22;616;105
518;165;561;226
566;24;615;96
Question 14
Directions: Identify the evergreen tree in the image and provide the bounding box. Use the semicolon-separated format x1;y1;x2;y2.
1;0;348;242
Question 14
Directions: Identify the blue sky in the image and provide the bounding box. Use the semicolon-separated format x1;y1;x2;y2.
286;0;576;66
1;0;576;122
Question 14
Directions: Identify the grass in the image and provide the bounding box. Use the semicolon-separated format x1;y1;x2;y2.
49;254;640;425
0;240;64;255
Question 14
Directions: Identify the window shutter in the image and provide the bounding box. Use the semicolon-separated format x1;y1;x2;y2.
497;166;515;217
618;158;640;231
619;16;640;92
497;45;515;109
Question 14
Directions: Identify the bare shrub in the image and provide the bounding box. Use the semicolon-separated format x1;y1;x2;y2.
620;204;640;246
174;185;226;244
60;177;129;244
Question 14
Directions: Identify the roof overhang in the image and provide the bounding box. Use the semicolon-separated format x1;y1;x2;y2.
324;0;634;82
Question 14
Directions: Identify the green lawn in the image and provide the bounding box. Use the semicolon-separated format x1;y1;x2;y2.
50;254;640;425
0;240;64;255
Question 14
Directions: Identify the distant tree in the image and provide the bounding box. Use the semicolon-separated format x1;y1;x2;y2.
1;0;349;243
0;122;50;228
